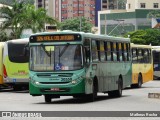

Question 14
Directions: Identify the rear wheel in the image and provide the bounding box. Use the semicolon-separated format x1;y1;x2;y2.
108;77;123;97
131;74;142;88
137;74;142;88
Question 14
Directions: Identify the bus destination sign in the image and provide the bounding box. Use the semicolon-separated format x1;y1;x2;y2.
30;34;81;42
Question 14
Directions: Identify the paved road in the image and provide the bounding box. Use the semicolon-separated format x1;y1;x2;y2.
0;80;160;120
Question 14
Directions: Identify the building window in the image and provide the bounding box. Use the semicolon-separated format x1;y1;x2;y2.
128;4;131;9
140;3;146;8
154;3;159;8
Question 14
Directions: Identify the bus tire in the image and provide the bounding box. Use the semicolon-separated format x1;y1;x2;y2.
13;85;21;91
87;79;98;102
108;77;122;97
137;74;142;88
131;74;142;88
44;95;52;103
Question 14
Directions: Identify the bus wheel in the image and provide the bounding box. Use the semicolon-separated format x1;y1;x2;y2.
44;95;52;103
87;80;98;102
137;74;142;88
108;77;122;97
13;85;21;91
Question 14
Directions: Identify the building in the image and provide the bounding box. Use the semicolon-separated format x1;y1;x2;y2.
35;0;95;25
98;0;160;35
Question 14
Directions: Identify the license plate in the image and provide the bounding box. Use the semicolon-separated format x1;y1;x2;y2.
13;79;16;82
51;88;59;91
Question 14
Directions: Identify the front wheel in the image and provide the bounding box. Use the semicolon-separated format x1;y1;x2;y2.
44;95;52;103
86;80;98;102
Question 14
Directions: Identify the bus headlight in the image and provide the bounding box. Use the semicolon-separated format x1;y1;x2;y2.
71;80;77;84
35;81;40;85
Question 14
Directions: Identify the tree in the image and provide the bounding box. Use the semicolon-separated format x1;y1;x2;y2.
0;0;24;39
124;29;160;45
59;17;93;33
20;4;58;33
147;10;160;19
0;0;58;40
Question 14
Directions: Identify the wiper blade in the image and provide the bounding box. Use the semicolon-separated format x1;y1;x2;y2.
40;44;51;57
59;43;70;57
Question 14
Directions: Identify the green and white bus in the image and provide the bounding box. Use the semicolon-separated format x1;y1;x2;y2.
29;31;132;103
3;38;29;90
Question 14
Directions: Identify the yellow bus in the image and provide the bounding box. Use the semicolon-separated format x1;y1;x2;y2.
152;46;160;79
0;42;4;85
131;43;153;88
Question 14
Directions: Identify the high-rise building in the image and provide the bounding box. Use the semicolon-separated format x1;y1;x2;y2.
34;0;127;27
35;0;95;25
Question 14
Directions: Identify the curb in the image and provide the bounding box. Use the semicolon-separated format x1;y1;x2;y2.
148;93;160;99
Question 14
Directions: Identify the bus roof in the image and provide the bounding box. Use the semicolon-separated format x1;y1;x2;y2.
5;38;29;43
30;31;130;42
131;43;152;48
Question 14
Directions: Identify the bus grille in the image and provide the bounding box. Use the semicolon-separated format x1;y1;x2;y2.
39;82;70;84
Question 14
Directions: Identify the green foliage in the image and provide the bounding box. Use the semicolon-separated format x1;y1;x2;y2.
0;0;34;6
124;29;160;45
147;10;160;19
0;30;9;41
59;17;93;33
0;0;58;40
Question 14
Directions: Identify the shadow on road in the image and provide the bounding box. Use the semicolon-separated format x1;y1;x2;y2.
0;88;29;93
35;95;129;104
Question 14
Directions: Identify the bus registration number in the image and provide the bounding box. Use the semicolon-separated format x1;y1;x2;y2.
51;88;59;91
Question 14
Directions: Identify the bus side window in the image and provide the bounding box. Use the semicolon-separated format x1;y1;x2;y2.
116;42;120;61
121;43;125;61
96;41;101;61
104;41;107;61
138;49;143;63
132;48;137;63
126;43;129;61
148;49;152;63
143;49;148;63
91;40;99;62
107;42;111;61
100;41;105;61
84;39;90;63
110;42;114;61
119;43;122;61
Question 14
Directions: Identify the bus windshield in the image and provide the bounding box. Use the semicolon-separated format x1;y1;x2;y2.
8;42;29;63
30;44;83;71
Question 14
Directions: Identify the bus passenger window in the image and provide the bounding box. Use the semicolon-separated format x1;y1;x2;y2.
107;42;111;61
126;43;129;61
116;43;120;61
121;43;125;61
100;41;105;61
132;49;138;63
92;40;99;62
138;49;143;63
110;42;114;61
96;41;101;61
148;49;152;63
119;43;122;61
124;43;127;61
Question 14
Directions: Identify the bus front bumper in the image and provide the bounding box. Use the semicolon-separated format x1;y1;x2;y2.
29;80;85;96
